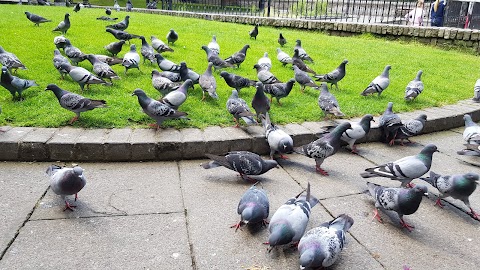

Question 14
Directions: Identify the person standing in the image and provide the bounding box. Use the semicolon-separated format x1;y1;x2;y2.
406;0;425;26
431;0;446;26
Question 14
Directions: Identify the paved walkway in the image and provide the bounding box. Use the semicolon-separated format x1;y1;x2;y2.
0;127;479;270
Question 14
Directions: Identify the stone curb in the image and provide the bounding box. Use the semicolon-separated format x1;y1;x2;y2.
1;99;479;162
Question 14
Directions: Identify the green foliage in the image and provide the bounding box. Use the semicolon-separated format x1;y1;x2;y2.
0;5;479;130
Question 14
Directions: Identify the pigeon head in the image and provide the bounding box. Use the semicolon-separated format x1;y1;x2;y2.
276;48;282;53
65;13;70;18
463;114;475;126
58;63;73;72
361;114;374;123
332;122;352;136
296;39;302;45
263;52;268;57
464;172;479;183
262;159;279;172
416;114;427;122
279;138;294;153
241;206;264;224
85;54;97;62
44;84;64;97
151;69;160;77
219;71;228;78
54;49;62;56
420;143;439;155
1;66;8;75
299;248;323;270
64;39;72;46
0;46;5;53
183;79;193;89
253;64;261;71
293;49;300;57
125;15;130;20
154;53;164;61
416;70;423;79
412;184;428;196
180;62;187;68
25;11;31;16
72;166;84;176
386;102;394;111
342;59;349;65
131;88;147;97
230;89;239;98
129;44;137;51
268;223;294;246
201;45;210;52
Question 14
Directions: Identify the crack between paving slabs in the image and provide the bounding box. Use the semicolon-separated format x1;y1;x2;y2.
28;211;185;222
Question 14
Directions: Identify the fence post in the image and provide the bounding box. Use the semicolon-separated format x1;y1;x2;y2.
267;0;271;16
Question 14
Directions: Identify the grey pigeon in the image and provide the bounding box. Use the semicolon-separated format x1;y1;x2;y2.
226;89;256;127
276;48;292;67
473;79;480;102
63;39;86;65
178;62;200;85
122;44;140;74
367;182;428;231
201;151;278;182
278;33;287;47
298;214;354;269
104;40;125;57
53;13;70;35
379;102;403;145
154;53;181;72
96;16;119;21
139;36;156;64
132;88;189;129
159;79;192;110
224;44;250;68
314;59;348;90
457;114;480;156
294;122;352;175
263;79;295;105
166;29;178;45
220;71;256;92
147;0;158;9
266;183;318;250
157;70;181;82
151;69;180;97
404;70;424;101
199;62;218;100
106;28;140;42
114;0;120;11
293;65;318;92
126;0;133;11
361;144;438;187
361;65;391;96
151;35;174;53
207;35;220;55
106;15;129;31
257;52;272;71
251;82;271;119
253;64;281;84
292;49;316;74
294;40;314;62
318;83;344;119
341;114;374;153
261;112;293;159
201;46;234;70
93;54;123;66
45;84;108;124
85;54;120;83
73;3;81;12
105;8;112;15
0;66;37;100
53;35;68;50
230;182;269;231
59;63;109;92
46;165;86;211
249;24;258;40
420;171;479;220
53;49;70;79
0;46;27;73
25;11;51;26
393;114;427;145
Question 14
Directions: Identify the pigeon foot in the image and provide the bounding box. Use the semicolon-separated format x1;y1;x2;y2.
372;208;383;223
315;165;329;176
68;116;79;124
434;198;445;208
469;208;480;221
63;200;77;211
399;218;415;232
230;221;243;232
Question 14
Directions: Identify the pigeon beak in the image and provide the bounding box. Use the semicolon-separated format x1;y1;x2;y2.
424;192;429;196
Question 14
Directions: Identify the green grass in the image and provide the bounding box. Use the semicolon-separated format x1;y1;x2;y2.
1;4;479;129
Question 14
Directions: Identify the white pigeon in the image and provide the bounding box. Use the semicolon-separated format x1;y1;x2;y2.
257;52;272;71
207;35;220;55
261;112;293;160
276;48;292;66
122;44;140;74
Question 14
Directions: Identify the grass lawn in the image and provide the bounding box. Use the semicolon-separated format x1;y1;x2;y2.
0;4;479;129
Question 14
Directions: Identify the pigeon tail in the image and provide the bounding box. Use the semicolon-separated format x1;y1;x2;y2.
328;214;354;232
419;171;441;187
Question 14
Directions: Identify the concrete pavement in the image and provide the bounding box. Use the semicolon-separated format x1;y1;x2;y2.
0;128;479;270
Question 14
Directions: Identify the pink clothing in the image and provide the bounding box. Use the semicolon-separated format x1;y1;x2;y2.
405;7;425;26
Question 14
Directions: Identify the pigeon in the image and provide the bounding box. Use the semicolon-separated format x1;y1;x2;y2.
249;24;258;39
151;35;174;53
0;66;37;100
420;171;480;220
314;59;348;90
63;39;86;65
53;35;68;50
96;16;118;21
253;64;281;84
276;48;293;67
85;54;120;83
261;112;293;159
199;62;218;100
132;88;189;129
45;84;108;124
53;13;71;35
367;182;428;232
251;82;271;119
59;63;109;92
105;8;112;15
341;114;374;153
295;122;352;175
230;182;269;232
166;29;178;45
226;89;256;127
457;114;480;156
106;15;130;31
266;183;319;250
94;54;123;66
114;0;120;11
263;79;295;105
361;65;391;96
379;102;403;145
178;62;200;85
25;11;51;26
293;65;318;92
138;36;156;64
294;40;314;62
473;79;480;102
207;35;220;55
219;71;256;92
393;114;427;145
154;53;181;72
53;49;70;79
105;28;140;42
360;144;439;187
257;52;272;71
151;69;180;97
201;46;234;70
278;33;287;47
73;3;81;12
157;70;181;82
292;49;316;74
122;44;140;74
298;214;354;269
147;0;158;9
201;151;278;182
404;70;424;101
159;79;192;110
0;46;27;73
318;83;344;119
126;0;133;11
37;0;48;5
46;165;86;211
224;44;250;68
104;40;125;57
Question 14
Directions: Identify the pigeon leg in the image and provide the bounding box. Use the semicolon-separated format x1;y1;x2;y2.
315;165;329;176
279;154;289;160
229;221;243;232
399;218;415;232
75;193;78;201
69;116;79;124
63;200;76;211
372;208;383;223
351;145;358;154
262;219;269;227
240;174;257;183
434;198;445;208
233;117;240;128
468;208;480;221
148;123;161;130
405;182;416;188
201;92;206;101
